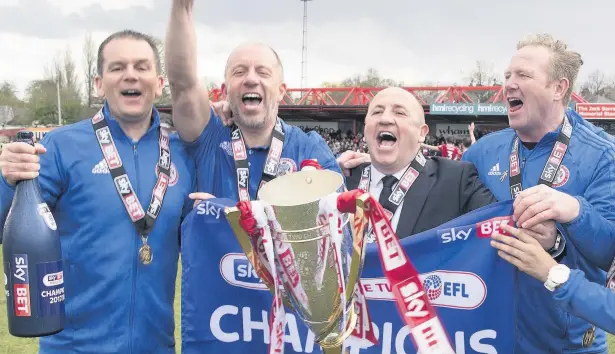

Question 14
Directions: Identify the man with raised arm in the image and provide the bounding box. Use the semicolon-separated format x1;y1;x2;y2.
165;0;341;203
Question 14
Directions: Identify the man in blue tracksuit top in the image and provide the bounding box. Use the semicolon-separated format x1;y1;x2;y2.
164;0;341;201
490;210;615;337
0;30;195;353
463;33;615;353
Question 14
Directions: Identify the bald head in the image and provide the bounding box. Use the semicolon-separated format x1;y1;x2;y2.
364;86;429;175
368;87;425;124
224;42;284;80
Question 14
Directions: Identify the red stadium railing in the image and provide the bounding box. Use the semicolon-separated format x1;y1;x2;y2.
203;86;588;106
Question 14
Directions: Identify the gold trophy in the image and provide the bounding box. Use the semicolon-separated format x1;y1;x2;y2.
225;168;370;354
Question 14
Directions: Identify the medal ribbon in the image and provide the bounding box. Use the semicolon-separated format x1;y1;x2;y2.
90;109;171;255
232;119;285;202
359;152;427;211
507;115;604;347
359;152;426;237
508;114;572;199
336;190;455;353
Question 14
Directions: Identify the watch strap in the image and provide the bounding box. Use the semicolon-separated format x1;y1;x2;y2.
548;230;566;260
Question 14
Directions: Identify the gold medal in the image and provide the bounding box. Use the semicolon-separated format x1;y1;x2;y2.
139;237;153;265
582;326;595;347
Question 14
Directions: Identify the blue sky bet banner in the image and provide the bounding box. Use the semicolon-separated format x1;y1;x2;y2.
181;199;516;354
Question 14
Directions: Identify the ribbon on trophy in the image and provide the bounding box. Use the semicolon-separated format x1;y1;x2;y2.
333;189;454;353
230;160;454;354
236;201;286;353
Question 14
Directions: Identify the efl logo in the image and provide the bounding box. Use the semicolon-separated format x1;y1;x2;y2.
220;253;268;290
359;270;487;310
42;271;64;287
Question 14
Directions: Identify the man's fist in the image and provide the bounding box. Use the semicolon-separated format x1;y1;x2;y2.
189;192;216;208
211;101;233;126
0;142;47;185
513;184;580;228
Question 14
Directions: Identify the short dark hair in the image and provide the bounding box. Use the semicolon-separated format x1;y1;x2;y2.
97;30;161;76
445;136;454;144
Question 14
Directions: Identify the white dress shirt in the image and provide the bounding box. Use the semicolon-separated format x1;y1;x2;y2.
368;163;412;232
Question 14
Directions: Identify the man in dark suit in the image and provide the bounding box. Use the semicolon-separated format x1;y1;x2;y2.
344;87;557;245
346;157;496;238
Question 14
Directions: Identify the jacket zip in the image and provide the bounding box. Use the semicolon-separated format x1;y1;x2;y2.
128;143;139;354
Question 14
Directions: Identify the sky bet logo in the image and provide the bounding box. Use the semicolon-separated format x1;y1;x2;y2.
439;227;473;244
220;253;268;290
439;216;513;244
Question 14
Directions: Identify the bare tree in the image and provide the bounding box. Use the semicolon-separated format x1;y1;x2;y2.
83;32;97;107
0;106;14;126
151;37;173;105
412;82;442;104
463;60;501;102
44;55;63;88
63;47;80;98
581;70;613;96
465;61;500;87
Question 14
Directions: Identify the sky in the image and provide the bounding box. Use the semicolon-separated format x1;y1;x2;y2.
0;0;613;99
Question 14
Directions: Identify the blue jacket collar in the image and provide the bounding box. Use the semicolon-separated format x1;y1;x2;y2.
101;100;161;143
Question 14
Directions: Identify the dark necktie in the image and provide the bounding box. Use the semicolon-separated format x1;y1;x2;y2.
379;175;398;215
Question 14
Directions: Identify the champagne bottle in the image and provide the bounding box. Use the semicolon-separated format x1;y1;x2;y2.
2;131;64;337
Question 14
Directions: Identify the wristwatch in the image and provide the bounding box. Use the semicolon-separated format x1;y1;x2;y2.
544;264;570;292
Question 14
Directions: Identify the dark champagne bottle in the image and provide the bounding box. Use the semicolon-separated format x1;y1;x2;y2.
2;131;64;337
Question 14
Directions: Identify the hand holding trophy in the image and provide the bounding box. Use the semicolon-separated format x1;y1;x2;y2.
224;160;454;354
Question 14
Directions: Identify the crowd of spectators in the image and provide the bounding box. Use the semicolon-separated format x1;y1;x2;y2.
299;125;497;158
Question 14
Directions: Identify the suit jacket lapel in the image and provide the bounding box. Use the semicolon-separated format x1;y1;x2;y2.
396;159;437;238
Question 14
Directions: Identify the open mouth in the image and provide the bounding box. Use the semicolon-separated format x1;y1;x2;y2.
508;97;523;113
121;89;142;98
242;93;263;107
377;131;397;148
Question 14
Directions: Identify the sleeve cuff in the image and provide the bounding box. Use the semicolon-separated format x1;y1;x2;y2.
552;268;579;297
563;196;589;231
182;107;220;149
0;174;16;192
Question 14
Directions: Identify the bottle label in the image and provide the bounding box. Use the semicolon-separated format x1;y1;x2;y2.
37;260;64;316
11;254;31;317
37;203;57;231
3;262;9;300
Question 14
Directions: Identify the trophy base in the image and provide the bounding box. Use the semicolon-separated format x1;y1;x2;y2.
316;307;357;354
322;345;345;354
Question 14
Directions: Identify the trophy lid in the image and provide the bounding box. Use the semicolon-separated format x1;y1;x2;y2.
258;169;344;207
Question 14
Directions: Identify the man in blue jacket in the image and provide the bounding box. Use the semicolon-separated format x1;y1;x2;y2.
462;33;615;353
490;217;615;336
0;30;195;353
164;0;341;201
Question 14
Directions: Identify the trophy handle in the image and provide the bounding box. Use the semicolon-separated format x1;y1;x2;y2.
344;192;371;304
224;206;296;310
